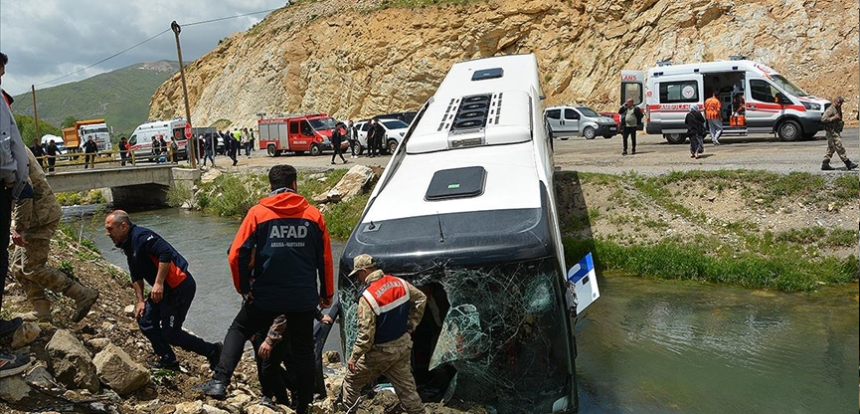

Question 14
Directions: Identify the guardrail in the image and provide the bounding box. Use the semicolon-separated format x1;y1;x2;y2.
35;147;185;172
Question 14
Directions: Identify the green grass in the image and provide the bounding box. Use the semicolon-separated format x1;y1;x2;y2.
832;174;859;204
563;236;858;292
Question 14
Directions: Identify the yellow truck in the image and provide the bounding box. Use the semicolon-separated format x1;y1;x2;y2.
62;119;112;152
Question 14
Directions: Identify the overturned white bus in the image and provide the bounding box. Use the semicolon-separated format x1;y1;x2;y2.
337;54;578;413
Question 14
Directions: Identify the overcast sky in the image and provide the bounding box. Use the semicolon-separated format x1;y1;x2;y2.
0;0;286;95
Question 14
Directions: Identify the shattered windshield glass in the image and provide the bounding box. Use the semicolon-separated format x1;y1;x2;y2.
341;258;574;413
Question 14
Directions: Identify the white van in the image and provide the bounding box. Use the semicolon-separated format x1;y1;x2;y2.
622;57;830;143
545;105;618;140
128;119;189;161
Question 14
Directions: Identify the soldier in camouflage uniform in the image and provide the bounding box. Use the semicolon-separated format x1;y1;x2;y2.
820;96;858;171
10;147;99;323
342;254;427;414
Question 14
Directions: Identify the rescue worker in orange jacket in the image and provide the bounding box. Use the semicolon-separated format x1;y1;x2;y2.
195;165;334;414
342;254;427;414
704;91;723;145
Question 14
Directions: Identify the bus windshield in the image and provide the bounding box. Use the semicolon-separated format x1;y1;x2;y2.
770;75;809;97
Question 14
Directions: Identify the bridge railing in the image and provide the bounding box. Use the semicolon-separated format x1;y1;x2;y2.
35;147;186;172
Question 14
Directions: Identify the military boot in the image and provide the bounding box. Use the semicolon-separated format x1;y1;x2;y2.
821;160;835;171
65;283;99;323
844;159;858;170
20;299;53;323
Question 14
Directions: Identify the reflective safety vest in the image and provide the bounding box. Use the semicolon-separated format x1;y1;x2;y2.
361;275;411;344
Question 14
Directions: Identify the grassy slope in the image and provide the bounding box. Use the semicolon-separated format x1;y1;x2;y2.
12;61;179;138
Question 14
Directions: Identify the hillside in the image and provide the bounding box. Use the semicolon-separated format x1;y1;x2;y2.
148;0;859;127
13;61;179;137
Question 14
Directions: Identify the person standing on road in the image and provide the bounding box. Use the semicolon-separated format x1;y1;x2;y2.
194;165;334;414
618;98;643;155
331;123;348;165
83;136;98;169
29;141;45;169
45;140;58;172
820;96;858;171
118;136;129;166
342;254;427;414
202;134;216;167
365;120;377;158
104;210;222;371
1;51;33;378
11;147;99;323
685;104;706;159
704;91;723;145
347;120;358;158
373;119;387;156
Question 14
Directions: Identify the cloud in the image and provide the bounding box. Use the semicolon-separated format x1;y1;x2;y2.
0;0;285;95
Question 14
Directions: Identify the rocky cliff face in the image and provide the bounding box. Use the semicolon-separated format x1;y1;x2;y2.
149;0;860;127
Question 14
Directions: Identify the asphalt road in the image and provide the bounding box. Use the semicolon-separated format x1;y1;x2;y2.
552;128;860;175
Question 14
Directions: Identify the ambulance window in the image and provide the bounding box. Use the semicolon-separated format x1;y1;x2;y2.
289;122;299;134
129;135;137;145
564;109;579;120
545;109;560;120
750;79;778;102
659;81;699;103
623;82;643;105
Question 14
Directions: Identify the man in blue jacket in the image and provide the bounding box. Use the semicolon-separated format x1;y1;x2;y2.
104;210;221;371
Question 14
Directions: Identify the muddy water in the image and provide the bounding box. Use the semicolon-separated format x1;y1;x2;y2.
66;208;859;413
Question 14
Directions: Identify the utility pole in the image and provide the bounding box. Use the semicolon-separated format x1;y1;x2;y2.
31;85;41;141
171;20;197;168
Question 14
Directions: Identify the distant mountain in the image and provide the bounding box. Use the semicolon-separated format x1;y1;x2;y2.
13;61;179;137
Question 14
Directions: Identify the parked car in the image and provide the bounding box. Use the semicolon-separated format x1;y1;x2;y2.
353;118;410;154
374;111;418;126
545;105;618;140
599;112;622;130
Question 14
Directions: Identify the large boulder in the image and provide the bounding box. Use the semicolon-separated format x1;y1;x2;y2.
92;343;150;395
323;165;376;203
46;329;100;392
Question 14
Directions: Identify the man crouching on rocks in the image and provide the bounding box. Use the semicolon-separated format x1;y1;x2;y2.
104;210;221;371
11;147;99;323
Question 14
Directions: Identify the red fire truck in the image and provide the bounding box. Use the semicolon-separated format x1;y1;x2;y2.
258;113;343;156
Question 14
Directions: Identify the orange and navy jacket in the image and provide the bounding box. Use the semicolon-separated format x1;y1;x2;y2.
228;188;334;313
361;274;412;344
118;224;190;290
704;96;722;120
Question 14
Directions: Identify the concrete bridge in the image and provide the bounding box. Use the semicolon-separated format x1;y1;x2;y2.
45;165;200;206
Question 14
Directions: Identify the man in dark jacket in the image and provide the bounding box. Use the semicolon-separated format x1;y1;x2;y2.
372;119;387;155
83;136;98;169
618;98;643;155
685;104;706;159
194;165;334;414
105;210;221;371
45;140;58;172
118;136;129;166
330;123;347;165
29;142;45;169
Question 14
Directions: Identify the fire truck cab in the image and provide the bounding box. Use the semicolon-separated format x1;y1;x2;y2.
258;114;337;156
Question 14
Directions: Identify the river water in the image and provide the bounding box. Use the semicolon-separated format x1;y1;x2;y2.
66;208;859;413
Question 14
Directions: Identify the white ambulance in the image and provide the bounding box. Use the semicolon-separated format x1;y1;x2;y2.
621;57;830;143
128;119;189;161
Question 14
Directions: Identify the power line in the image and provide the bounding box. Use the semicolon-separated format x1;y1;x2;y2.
37;6;283;88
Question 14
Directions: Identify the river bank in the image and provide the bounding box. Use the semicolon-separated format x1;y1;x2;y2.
168;165;859;292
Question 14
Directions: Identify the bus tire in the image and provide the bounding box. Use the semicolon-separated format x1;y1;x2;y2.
583;126;596;140
310;144;322;156
664;133;686;144
777;120;801;141
267;144;279;157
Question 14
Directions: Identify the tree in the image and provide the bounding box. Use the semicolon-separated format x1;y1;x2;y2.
61;116;78;128
14;114;62;146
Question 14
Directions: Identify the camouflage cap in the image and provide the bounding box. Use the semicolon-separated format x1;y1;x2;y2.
349;254;376;276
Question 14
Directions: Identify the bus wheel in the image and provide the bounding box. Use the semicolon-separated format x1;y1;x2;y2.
664;133;686;144
777;120;801;141
310;144;322;156
267;144;279;157
583;126;596;140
